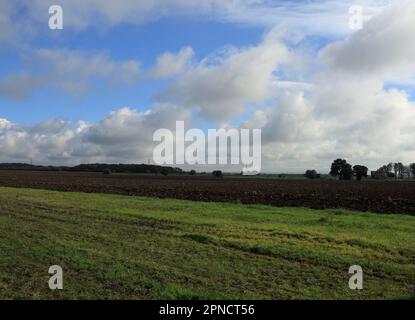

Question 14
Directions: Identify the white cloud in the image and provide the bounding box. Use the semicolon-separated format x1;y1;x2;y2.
158;31;290;121
228;1;415;172
243;82;415;173
151;47;194;78
321;0;415;83
0;104;191;165
0;118;11;129
80;104;192;162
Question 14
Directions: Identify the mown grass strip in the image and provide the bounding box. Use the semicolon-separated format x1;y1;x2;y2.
0;187;414;300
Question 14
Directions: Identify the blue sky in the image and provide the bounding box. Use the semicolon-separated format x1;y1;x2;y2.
1;17;263;124
0;0;414;172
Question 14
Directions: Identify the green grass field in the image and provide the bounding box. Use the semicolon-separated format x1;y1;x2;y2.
0;187;414;300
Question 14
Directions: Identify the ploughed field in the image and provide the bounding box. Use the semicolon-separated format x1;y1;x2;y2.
0;171;414;215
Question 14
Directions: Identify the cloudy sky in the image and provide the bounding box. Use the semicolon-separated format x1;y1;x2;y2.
1;0;414;173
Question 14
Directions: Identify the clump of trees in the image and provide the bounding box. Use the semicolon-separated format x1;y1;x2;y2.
330;159;368;181
352;165;368;181
304;170;321;179
212;170;223;178
372;162;414;180
330;159;353;180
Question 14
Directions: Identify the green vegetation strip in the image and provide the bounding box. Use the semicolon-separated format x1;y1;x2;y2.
0;187;414;300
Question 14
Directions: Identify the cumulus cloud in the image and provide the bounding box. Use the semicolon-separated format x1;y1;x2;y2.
158;31;290;121
151;47;194;78
230;1;415;172
321;0;415;82
83;104;191;160
0;105;191;165
0;118;74;162
238;86;415;173
260;91;322;144
0;118;11;129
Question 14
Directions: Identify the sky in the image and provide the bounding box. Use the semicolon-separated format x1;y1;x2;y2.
1;0;415;173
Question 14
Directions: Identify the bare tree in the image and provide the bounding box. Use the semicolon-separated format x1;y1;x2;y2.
393;163;399;179
398;162;405;179
386;163;393;176
403;166;411;180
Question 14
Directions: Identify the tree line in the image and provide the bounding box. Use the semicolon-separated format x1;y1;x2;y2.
372;162;415;180
0;163;183;175
305;159;415;181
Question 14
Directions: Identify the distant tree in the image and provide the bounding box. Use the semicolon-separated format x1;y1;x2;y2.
103;169;111;175
387;172;396;178
330;159;353;180
330;159;346;177
340;163;353;180
393;163;399;179
381;165;389;178
161;168;169;176
304;170;320;179
397;162;405;179
403;165;412;180
373;165;389;180
410;164;415;178
212;170;223;178
386;163;393;176
371;170;385;180
189;170;196;176
353;165;368;181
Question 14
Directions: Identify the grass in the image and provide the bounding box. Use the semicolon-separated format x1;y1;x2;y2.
0;187;414;300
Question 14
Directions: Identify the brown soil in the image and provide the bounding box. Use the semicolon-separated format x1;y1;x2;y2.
0;171;414;215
